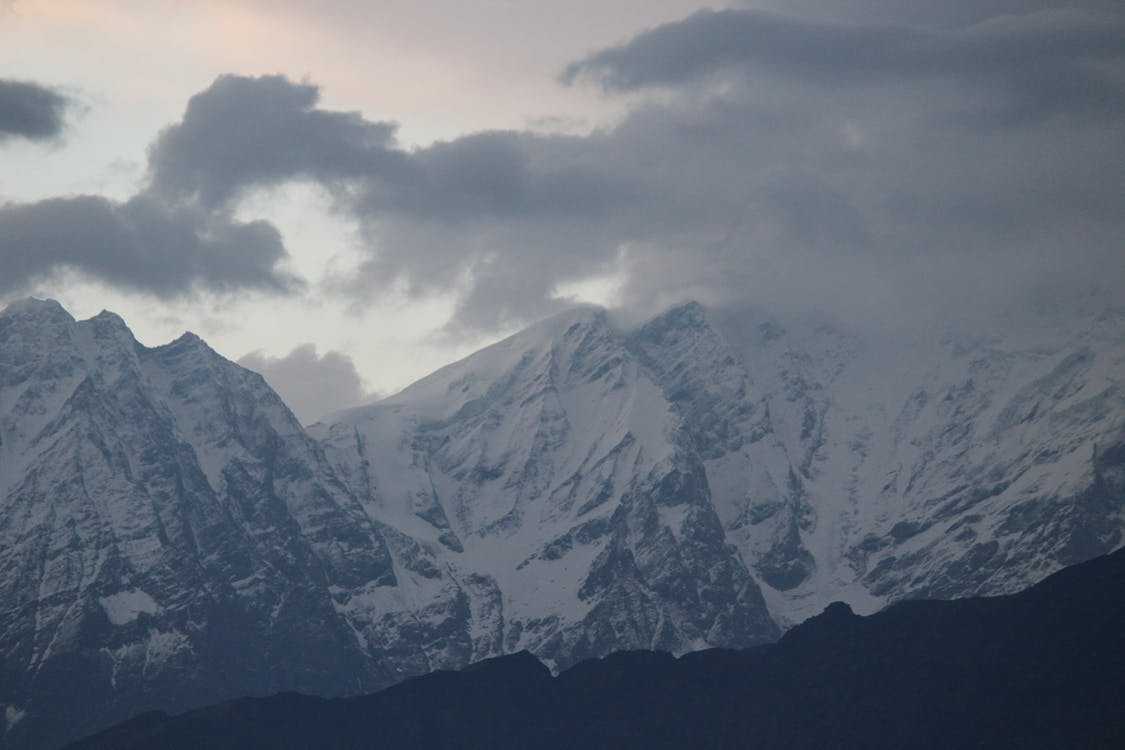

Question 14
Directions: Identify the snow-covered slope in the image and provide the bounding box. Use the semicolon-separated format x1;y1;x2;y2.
633;302;1125;625
313;306;778;673
320;299;1124;639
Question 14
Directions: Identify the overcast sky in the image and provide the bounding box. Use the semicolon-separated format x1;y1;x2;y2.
2;0;1123;422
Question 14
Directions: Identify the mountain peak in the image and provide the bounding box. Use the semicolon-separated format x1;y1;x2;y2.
87;309;135;338
381;304;613;411
0;296;75;324
167;330;207;349
666;299;706;320
635;300;710;341
517;304;609;342
91;309;125;324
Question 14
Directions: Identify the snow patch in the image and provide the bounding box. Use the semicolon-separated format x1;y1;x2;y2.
4;705;26;730
102;629;192;689
658;504;690;542
143;628;190;667
99;590;160;625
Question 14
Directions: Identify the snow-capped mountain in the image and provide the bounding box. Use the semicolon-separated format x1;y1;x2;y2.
2;296;1122;747
320;297;1123;640
313;307;778;674
0;299;397;748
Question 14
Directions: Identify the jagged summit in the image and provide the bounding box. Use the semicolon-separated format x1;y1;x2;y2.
640;300;708;331
88;309;130;328
0;298;212;352
0;296;74;322
324;304;613;426
517;302;609;335
387;303;612;404
160;329;209;350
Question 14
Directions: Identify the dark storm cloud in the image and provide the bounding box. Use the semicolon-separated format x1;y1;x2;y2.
147;76;634;224
562;8;1125;122
238;343;375;424
737;0;1125;29
0;77;303;299
0;79;72;142
136;16;1125;331
148;75;401;208
0;195;299;296
140;74;644;330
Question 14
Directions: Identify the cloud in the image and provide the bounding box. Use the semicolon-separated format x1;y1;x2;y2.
238;343;375;423
141;74;646;331
148;75;400;208
0;78;73;142
6;2;1125;335
124;0;1124;335
0;77;303;300
0;194;301;297
143;74;636;227
732;0;1124;29
562;8;1125;123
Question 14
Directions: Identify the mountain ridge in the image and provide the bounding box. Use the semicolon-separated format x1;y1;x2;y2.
1;296;1122;747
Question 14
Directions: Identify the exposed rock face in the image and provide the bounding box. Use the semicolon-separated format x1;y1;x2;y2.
2;296;1123;747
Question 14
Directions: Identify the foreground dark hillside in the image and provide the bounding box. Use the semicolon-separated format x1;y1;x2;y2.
71;548;1124;750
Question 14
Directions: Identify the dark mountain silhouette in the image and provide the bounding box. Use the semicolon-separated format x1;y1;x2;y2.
69;547;1124;750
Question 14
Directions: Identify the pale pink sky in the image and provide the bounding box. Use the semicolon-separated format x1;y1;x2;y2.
0;0;719;396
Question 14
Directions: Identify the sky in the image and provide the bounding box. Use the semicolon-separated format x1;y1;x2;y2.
1;0;1123;422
